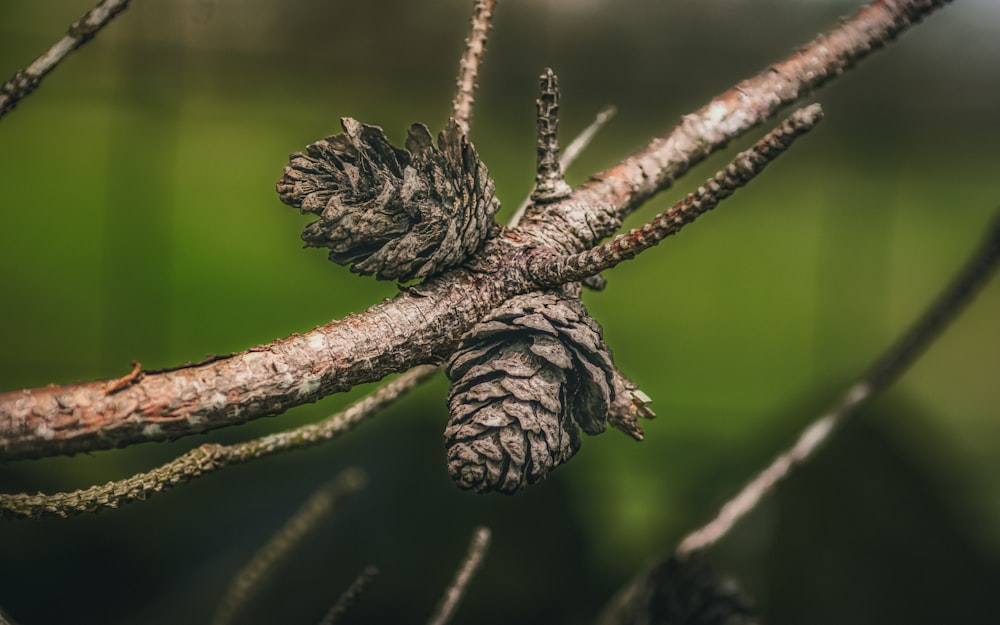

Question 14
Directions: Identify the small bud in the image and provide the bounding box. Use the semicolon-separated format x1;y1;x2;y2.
277;118;500;281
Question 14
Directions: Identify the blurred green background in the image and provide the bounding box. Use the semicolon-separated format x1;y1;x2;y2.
1;0;999;623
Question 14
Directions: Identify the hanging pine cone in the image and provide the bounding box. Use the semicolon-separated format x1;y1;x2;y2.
445;290;616;494
276;117;500;281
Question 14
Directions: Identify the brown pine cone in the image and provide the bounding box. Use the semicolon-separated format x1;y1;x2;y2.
445;290;615;494
276;117;500;281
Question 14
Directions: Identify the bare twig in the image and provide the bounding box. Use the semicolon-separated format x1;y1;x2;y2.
528;105;823;286
0;366;436;520
675;208;1000;556
318;566;379;625
210;468;368;625
452;0;497;135
510;105;616;227
0;0;132;121
427;526;492;625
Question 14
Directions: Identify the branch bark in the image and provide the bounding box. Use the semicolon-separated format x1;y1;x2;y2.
0;0;951;462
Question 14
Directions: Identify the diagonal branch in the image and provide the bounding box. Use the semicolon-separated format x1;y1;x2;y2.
0;0;951;462
0;0;133;121
527;104;823;286
522;0;952;252
0;366;436;520
675;208;1000;556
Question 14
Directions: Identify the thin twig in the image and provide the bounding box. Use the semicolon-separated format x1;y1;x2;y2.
528;104;823;287
427;526;492;625
0;0;132;121
318;566;379;625
510;105;617;228
0;365;437;520
210;468;368;625
675;208;1000;556
451;0;497;135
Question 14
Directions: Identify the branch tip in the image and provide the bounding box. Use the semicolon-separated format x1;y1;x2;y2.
531;67;572;204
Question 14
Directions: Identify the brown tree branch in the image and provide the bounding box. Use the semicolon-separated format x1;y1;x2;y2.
528;104;823;287
0;0;951;462
520;0;951;252
0;0;132;121
0;366;436;520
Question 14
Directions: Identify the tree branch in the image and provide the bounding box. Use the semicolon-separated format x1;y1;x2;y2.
527;104;823;286
0;0;132;121
0;0;951;462
675;208;1000;556
520;0;951;252
0;366;435;520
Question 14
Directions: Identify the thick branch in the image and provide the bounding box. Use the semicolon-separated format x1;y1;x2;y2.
0;366;435;520
0;266;512;461
528;105;822;286
520;0;951;252
0;0;132;121
0;0;950;461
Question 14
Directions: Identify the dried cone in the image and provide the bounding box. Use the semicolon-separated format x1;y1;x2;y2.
445;290;615;494
276;117;500;281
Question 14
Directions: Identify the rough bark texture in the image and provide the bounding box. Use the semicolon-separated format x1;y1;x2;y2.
445;289;616;494
0;0;951;462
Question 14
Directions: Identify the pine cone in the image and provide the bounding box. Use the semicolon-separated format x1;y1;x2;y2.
611;555;759;625
276;117;500;281
445;290;615;494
